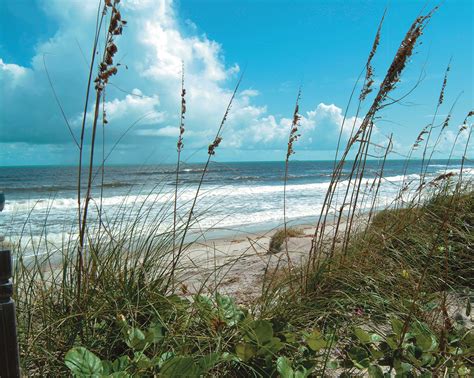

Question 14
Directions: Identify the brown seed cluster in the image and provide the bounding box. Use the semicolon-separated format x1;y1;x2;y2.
438;64;450;106
208;136;222;155
177;67;186;152
413;127;428;150
94;0;126;93
376;9;436;109
441;114;451;131
360;14;384;101
460;110;473;132
286;90;302;159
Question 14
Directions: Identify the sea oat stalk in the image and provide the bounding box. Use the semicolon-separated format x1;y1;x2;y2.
283;88;302;270
173;63;186;281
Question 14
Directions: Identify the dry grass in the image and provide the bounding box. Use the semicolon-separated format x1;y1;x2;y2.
268;228;304;254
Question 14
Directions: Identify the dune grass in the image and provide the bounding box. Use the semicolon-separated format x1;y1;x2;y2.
269;228;304;254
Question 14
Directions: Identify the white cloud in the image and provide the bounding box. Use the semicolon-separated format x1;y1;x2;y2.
137;126;178;137
0;0;369;163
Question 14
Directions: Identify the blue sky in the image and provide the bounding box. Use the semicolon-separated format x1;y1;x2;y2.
0;0;472;166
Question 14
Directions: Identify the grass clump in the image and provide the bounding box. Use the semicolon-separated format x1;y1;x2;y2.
268;228;304;254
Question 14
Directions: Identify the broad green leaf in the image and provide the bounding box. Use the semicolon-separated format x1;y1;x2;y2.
198;353;220;371
348;346;368;362
370;333;383;343
236;343;257;361
458;365;470;376
294;370;309;378
385;336;398;350
160;356;200;378
102;360;113;375
419;353;435;367
216;293;245;326
156;352;175;369
194;295;213;313
367;364;384;378
354;327;371;344
283;332;297;343
276;356;294;378
369;346;384;360
134;353;152;370
65;347;103;376
125;327;147;350
246;320;273;345
416;332;437;352
111;356;131;372
394;360;412;375
258;337;283;355
144;322;164;344
390;318;404;336
306;329;327;351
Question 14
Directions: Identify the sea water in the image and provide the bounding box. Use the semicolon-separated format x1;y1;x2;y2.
0;159;472;257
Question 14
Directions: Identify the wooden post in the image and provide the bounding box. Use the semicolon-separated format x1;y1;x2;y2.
0;249;21;377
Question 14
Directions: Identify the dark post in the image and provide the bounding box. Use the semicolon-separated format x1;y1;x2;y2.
0;249;21;377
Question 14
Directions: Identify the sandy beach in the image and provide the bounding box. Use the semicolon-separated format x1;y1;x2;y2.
176;217;361;303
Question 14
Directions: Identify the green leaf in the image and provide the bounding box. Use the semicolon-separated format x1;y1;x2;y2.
160;356;200;378
370;333;383;343
144;322;164;344
236;343;257;361
283;332;297;343
102;360;113;375
198;353;220;372
367;364;384;378
216;293;245;326
394;360;412;375
390;318;404;336
306;329;327;351
246;320;274;345
419;353;435;367
258;337;283;355
294;370;309;378
369;346;384;360
354;327;371;344
348;346;369;368
125;327;147;350
156;352;175;369
458;365;470;376
194;295;214;314
65;347;103;376
111;356;131;372
277;356;294;378
416;332;437;352
385;336;398;350
134;353;152;370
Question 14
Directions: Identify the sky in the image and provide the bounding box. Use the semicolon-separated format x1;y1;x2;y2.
0;0;472;166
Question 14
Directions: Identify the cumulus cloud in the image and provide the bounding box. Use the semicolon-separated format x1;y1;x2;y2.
0;0;373;164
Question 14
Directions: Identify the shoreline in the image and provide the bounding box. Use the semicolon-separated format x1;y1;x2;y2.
177;215;365;303
7;213;367;304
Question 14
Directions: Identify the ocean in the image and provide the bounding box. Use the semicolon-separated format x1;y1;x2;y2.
0;159;472;256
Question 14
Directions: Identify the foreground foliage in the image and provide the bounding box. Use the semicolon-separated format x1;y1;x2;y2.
58;191;473;377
